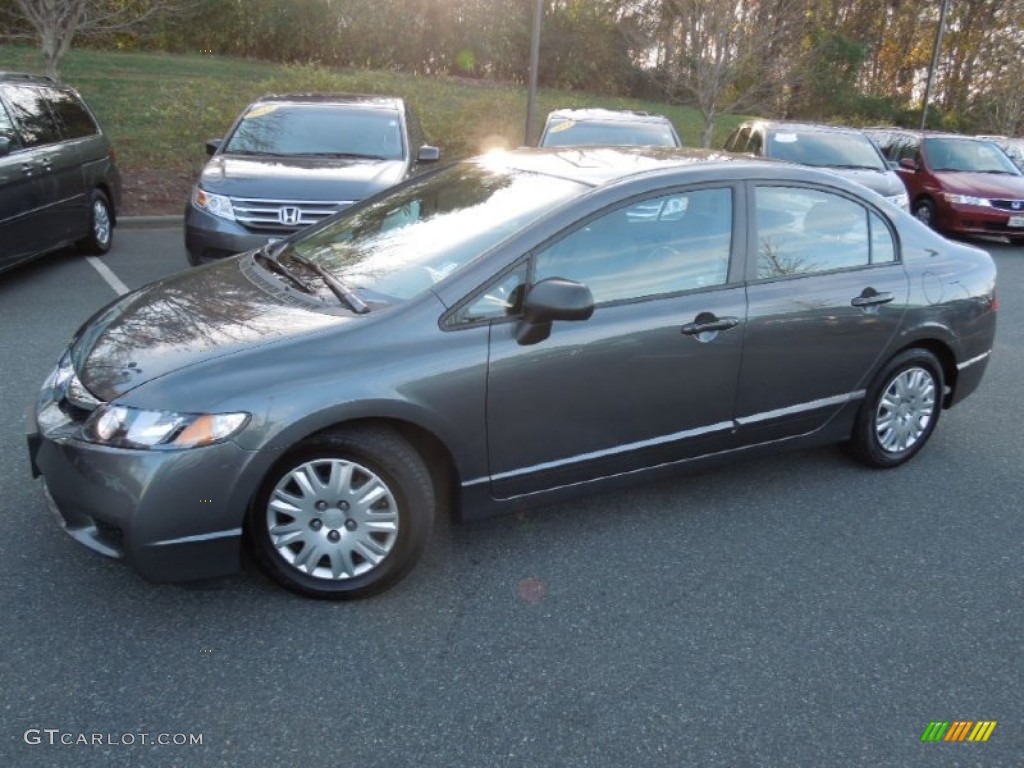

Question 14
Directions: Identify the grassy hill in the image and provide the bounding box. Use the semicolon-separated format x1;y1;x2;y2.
0;47;747;213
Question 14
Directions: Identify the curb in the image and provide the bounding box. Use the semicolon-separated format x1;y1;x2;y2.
119;215;183;230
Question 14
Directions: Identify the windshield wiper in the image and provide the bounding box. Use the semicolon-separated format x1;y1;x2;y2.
301;151;390;161
284;251;370;314
253;246;315;294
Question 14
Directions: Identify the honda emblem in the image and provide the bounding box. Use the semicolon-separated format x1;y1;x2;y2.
279;206;301;225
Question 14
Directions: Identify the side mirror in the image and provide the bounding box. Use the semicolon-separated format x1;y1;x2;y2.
417;145;441;163
205;138;223;156
899;157;918;171
515;278;594;345
0;136;9;157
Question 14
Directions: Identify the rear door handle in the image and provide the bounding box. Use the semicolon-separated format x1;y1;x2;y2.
680;314;740;335
20;163;34;176
851;291;894;307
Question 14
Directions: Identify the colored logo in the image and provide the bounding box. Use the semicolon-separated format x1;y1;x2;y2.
921;721;997;742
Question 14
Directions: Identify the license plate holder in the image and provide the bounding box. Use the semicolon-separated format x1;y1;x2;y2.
1009;215;1024;228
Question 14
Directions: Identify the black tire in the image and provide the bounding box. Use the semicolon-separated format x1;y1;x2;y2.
847;348;944;469
913;198;936;229
248;426;435;599
76;189;114;255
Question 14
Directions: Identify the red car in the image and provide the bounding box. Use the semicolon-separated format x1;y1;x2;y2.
878;131;1024;243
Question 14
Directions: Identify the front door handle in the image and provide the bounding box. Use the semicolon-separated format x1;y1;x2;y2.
680;313;740;335
851;290;894;308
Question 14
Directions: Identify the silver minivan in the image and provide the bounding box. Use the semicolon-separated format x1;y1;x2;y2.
0;72;122;274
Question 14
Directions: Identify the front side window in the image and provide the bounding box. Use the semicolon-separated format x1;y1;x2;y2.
0;85;60;147
226;103;406;160
756;187;879;278
280;162;586;304
533;187;733;303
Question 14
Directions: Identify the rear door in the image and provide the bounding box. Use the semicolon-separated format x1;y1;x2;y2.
733;183;908;445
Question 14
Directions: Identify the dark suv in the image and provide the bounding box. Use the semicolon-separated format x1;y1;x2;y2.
0;72;122;274
538;108;682;148
724;120;908;209
184;93;440;265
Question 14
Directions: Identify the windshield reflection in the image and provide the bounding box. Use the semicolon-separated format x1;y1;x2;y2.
282;163;586;302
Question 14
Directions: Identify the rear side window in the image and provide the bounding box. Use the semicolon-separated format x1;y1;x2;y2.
755;187;874;278
0;85;61;147
44;87;98;139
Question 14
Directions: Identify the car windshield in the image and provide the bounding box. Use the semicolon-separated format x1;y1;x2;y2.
278;161;587;304
767;130;887;171
924;138;1022;174
541;119;679;148
225;103;405;160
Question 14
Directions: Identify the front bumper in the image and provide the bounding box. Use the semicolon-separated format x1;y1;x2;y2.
938;203;1024;238
27;413;259;583
184;206;278;266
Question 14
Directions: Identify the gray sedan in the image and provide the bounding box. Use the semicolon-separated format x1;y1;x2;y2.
27;148;997;599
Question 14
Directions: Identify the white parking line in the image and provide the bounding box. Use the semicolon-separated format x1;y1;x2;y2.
85;256;129;296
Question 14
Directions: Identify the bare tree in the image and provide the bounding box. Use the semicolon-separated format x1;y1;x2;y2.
653;0;804;146
5;0;181;80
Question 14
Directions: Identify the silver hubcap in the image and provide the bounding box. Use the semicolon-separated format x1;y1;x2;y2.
266;458;399;580
875;366;936;453
93;200;111;246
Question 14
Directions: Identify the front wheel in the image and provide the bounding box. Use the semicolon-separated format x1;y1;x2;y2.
847;348;944;469
248;426;435;599
913;198;936;229
77;189;114;255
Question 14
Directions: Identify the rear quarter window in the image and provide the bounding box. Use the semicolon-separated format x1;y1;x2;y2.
0;85;61;147
45;88;99;139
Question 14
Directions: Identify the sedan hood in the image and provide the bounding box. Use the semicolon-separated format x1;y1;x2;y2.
72;258;351;401
826;167;905;197
934;171;1024;198
198;155;407;201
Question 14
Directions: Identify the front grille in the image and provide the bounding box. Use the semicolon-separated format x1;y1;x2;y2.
990;199;1024;212
232;197;354;235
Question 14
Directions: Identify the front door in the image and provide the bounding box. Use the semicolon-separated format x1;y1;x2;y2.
484;186;749;499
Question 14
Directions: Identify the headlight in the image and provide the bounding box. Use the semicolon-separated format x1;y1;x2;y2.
192;186;236;221
886;193;909;211
943;193;991;207
84;405;249;450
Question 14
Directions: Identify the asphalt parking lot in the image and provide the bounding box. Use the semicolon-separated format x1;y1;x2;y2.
2;227;1022;767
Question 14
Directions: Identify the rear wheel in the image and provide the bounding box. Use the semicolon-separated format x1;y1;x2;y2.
913;198;936;229
248;426;435;599
76;189;113;255
847;348;943;468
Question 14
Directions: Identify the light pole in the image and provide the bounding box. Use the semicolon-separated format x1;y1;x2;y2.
920;0;951;131
524;0;543;146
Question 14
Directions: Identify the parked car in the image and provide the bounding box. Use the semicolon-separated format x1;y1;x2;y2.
875;131;1024;242
976;135;1024;172
538;108;682;148
0;72;121;274
184;93;440;265
724;120;909;209
29;148;996;599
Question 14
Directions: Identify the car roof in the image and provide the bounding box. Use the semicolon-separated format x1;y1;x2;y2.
546;108;673;124
0;71;58;86
252;93;403;110
744;120;870;137
476;146;778;187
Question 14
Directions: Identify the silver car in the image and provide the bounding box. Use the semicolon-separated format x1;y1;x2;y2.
28;148;997;599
